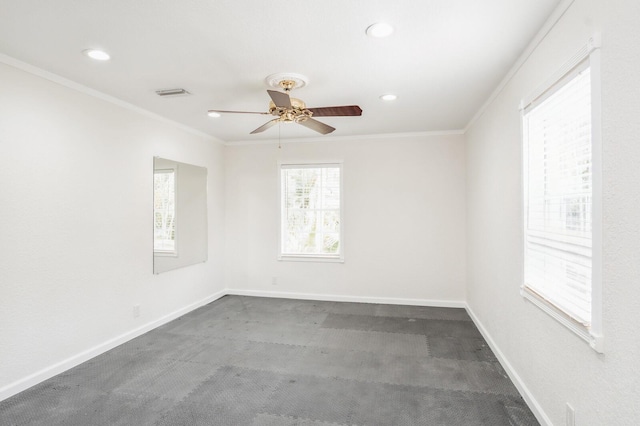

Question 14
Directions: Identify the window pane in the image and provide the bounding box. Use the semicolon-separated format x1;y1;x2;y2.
523;65;592;325
321;210;341;233
154;170;176;252
281;165;341;257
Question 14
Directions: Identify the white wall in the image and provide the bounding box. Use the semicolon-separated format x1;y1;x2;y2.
465;0;640;424
225;134;466;305
0;62;226;398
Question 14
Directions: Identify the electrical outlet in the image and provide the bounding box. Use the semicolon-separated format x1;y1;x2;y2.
133;304;140;318
271;276;278;286
566;403;575;426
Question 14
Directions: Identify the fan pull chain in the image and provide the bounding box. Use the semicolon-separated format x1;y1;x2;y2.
278;122;282;149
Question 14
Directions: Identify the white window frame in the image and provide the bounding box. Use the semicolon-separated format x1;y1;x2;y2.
520;34;603;353
153;168;178;257
278;161;344;263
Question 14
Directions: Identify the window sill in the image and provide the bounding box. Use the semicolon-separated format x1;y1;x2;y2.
154;251;178;257
278;255;344;263
521;286;604;353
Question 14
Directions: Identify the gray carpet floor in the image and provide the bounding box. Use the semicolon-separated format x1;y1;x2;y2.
0;295;539;425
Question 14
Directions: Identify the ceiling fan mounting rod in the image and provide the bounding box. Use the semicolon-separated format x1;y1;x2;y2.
279;80;297;92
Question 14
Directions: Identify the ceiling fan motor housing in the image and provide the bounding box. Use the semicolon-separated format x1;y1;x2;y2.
268;98;313;123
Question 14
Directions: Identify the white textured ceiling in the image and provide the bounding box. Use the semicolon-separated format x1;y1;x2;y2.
0;0;561;142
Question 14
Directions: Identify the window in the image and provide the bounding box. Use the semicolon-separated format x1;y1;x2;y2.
279;163;343;261
154;169;176;254
521;36;602;351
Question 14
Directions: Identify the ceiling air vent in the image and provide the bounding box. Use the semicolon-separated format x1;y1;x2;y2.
155;88;190;97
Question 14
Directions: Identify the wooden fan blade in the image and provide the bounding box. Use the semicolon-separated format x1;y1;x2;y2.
307;105;362;117
298;118;335;135
267;90;292;108
208;109;268;115
250;119;279;134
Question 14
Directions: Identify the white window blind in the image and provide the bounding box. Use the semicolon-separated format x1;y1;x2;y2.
280;164;342;259
154;169;176;253
523;62;592;326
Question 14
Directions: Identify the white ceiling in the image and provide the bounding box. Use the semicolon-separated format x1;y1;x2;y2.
0;0;561;143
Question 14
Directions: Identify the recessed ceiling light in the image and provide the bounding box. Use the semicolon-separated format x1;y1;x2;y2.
207;111;221;118
366;22;394;38
380;94;397;101
83;49;110;61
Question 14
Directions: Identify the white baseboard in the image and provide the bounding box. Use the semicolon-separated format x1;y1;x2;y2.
465;304;552;426
226;288;466;308
0;288;488;405
0;290;226;402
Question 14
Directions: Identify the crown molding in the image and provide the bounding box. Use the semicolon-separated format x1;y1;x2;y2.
463;0;576;133
0;53;224;145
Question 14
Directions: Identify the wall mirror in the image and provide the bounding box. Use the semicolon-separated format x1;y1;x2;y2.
153;157;208;274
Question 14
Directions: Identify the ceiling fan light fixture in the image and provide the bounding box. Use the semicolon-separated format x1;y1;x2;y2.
366;22;394;38
380;94;397;101
82;49;110;61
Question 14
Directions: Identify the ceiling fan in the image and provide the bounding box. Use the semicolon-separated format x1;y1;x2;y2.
208;79;362;135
